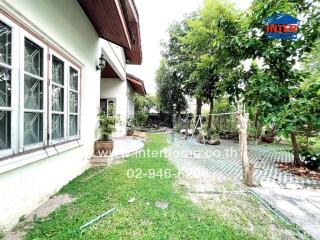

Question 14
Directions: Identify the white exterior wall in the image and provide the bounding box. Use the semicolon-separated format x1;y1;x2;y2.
127;82;135;118
100;78;128;137
0;0;126;231
101;40;126;81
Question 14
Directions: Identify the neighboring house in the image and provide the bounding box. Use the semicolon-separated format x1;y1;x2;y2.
0;0;144;232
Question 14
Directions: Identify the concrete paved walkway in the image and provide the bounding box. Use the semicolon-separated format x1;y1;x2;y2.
111;137;144;158
255;186;320;240
91;137;144;166
165;135;320;239
168;136;320;186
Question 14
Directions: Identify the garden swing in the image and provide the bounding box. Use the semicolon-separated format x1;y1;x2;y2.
186;112;239;147
183;109;255;186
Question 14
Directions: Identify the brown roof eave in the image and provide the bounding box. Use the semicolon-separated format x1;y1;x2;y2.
78;0;132;49
127;73;146;96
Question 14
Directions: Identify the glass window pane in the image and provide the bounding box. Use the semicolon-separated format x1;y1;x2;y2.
52;56;64;85
69;67;78;91
24;38;43;77
100;99;107;112
69;115;78;137
0;66;11;107
0;110;11;150
107;100;115;116
24;112;43;145
52;114;64;140
24;75;43;110
52;85;64;112
69;92;78;113
0;20;12;65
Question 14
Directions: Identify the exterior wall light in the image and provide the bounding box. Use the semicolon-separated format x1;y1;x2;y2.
97;54;106;70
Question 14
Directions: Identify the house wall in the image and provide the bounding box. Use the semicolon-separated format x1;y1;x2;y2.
100;78;128;137
0;0;125;231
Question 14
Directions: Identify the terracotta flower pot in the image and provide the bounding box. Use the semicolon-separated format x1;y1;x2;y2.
95;140;114;156
261;135;275;144
127;130;134;136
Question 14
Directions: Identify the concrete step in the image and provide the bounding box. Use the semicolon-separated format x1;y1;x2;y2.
91;156;112;167
90;155;124;167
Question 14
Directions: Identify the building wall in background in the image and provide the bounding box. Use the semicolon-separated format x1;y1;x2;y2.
100;78;128;137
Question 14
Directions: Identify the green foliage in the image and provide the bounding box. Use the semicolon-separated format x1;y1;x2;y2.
133;112;148;128
232;0;319;162
159;0;320;164
156;60;187;116
303;39;320;88
133;94;158;128
212;95;236;114
134;94;158;114
126;117;135;131
301;149;320;170
207;128;219;139
164;0;243;103
0;226;4;240
97;110;117;141
241;0;320;126
273;81;320;157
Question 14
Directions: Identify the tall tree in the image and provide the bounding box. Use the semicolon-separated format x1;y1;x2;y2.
162;16;201;120
240;0;320;165
156;60;187;122
179;0;244;126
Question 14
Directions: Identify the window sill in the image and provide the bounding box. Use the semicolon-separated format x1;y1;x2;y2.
0;141;83;174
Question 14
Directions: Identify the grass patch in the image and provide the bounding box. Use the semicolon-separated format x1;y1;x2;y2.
26;133;258;239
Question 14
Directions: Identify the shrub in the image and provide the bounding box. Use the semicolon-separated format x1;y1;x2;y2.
301;149;320;171
127;117;135;131
207;128;218;140
98;110;117;141
134;112;148;128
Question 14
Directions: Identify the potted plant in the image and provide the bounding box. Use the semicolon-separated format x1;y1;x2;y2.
95;110;117;155
261;126;276;144
126;117;135;136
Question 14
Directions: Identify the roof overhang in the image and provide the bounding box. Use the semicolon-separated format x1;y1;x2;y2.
101;63;119;78
122;0;142;65
127;73;146;96
78;0;142;65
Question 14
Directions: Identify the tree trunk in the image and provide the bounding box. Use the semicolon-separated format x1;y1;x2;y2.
196;97;202;124
208;99;214;129
177;111;181;125
237;112;255;186
254;109;260;142
290;132;304;167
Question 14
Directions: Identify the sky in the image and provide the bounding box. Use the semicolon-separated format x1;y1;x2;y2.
127;0;252;95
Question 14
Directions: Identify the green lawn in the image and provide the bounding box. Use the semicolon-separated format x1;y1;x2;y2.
25;133;257;239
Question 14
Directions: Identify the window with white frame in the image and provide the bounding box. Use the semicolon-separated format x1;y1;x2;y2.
100;98;116;116
69;66;80;138
127;99;134;118
51;54;65;143
0;13;81;159
0;19;12;153
23;36;47;149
